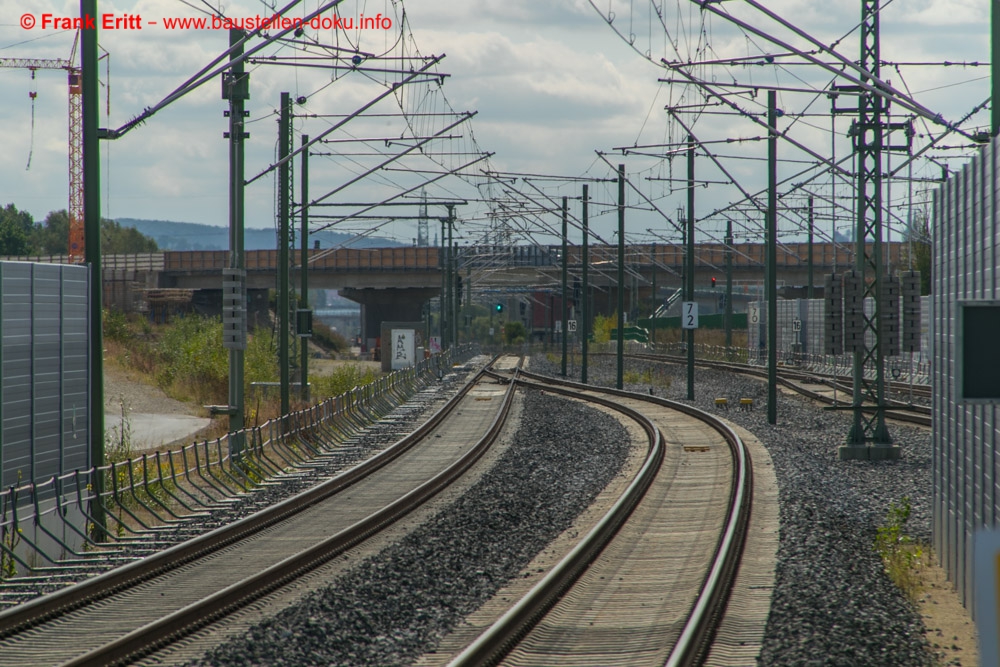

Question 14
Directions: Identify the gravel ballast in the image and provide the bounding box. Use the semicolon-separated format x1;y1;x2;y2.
533;354;933;667
190;389;631;667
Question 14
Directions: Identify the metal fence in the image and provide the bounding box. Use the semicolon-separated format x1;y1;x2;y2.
0;346;473;579
745;296;931;385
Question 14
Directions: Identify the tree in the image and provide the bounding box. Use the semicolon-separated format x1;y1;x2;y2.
503;320;526;345
903;210;931;295
591;312;616;343
0;206;159;256
0;203;35;255
0;217;31;255
101;219;158;253
36;210;69;254
471;313;500;345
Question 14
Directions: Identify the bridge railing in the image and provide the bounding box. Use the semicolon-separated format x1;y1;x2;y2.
0;344;478;580
3;243;902;275
163;247;442;272
0;253;165;271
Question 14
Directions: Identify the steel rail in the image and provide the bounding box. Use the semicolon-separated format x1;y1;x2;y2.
522;369;753;667
691;356;931;401
626;352;931;427
61;366;519;667
621;350;932;399
0;361;496;640
445;371;664;667
448;368;753;667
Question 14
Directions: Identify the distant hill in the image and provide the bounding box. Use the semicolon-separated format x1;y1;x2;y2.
116;218;405;251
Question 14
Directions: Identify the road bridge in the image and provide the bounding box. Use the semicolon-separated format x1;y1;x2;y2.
5;242;908;344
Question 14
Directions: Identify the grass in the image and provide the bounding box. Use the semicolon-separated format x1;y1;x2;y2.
103;309;391;430
311;320;350;355
1;472;23;579
104;310;278;406
311;364;381;399
10;309;415;550
874;496;924;602
622;366;673;389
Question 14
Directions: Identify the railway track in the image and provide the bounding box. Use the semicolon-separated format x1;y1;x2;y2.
622;352;931;427
0;354;768;666
432;367;761;667
0;359;517;667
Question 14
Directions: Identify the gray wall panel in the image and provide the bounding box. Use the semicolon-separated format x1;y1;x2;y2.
0;262;90;493
933;137;1000;613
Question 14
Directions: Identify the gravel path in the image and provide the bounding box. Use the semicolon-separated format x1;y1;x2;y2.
104;363;194;415
189;389;631;667
534;354;933;667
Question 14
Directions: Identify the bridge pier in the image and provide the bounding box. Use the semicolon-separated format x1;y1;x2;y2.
339;287;438;354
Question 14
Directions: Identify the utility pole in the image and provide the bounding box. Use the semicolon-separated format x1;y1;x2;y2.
617;164;625;390
767;91;778;425
448;207;457;348
765;90;778;424
561;196;568;377
452;240;458;347
651;242;657;347
440;218;447;350
82;0;104;539
686;135;695;401
278;92;291;425
807;195;815;300
465;266;472;341
299;134;310;402
444;209;453;350
425;302;431;350
725;220;733;351
843;0;895;457
994;0;1000;136
224;28;249;457
581;184;590;384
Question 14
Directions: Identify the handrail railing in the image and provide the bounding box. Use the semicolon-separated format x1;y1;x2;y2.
0;344;478;582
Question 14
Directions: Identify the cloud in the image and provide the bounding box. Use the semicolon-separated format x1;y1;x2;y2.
893;0;987;26
0;0;993;244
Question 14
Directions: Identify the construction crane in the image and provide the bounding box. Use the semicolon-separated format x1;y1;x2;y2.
0;34;84;261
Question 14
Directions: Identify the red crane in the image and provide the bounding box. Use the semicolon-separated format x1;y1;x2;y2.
0;34;84;261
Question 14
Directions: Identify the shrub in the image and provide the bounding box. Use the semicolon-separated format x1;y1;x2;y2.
311;364;379;399
103;309;134;343
155;316;228;404
245;328;279;393
503;321;526;345
874;496;924;601
312;320;349;354
592;313;614;343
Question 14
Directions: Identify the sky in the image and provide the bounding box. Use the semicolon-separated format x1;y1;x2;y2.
0;0;992;248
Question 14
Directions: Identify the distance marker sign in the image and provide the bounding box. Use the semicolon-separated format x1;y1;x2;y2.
681;302;699;329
